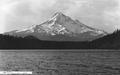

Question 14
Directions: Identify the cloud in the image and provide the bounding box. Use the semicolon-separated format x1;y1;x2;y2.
65;0;119;32
0;0;119;33
0;0;20;33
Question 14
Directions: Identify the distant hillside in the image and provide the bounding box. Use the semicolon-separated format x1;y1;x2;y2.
0;34;89;49
91;30;120;49
0;30;120;49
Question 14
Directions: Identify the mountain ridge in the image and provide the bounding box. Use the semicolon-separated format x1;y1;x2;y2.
5;12;107;41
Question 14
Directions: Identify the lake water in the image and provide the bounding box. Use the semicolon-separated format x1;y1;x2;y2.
0;50;120;75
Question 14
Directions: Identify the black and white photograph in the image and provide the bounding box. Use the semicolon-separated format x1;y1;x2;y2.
0;0;120;75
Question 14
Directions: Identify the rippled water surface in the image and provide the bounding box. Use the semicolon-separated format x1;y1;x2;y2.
0;50;120;75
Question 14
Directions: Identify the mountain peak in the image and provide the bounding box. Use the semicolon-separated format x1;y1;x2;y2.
54;12;64;16
48;12;71;25
51;12;66;20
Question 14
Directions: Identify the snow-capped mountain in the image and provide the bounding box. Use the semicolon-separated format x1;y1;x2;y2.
6;12;107;41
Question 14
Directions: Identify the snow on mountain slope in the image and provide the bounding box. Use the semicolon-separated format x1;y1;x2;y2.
6;12;107;41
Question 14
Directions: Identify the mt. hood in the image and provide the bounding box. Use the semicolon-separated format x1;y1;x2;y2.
6;12;107;41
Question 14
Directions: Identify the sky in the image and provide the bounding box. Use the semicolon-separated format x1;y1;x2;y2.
0;0;120;33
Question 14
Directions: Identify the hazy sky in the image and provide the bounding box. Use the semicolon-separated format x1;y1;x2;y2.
0;0;120;33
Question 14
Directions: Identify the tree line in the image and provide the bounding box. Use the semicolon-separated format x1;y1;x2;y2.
0;30;120;49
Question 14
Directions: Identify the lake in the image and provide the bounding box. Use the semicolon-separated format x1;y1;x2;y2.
0;50;120;75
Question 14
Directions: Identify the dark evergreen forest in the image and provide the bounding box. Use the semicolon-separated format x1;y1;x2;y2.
0;30;120;49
